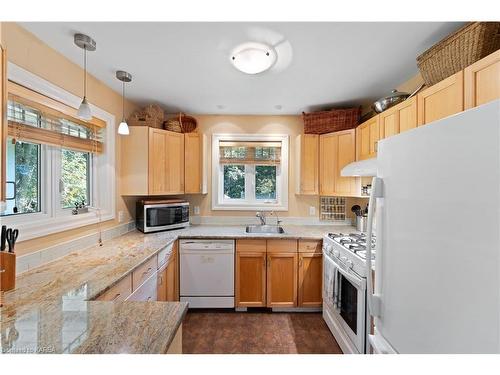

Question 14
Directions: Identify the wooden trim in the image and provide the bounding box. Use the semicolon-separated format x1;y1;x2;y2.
267;239;297;253
464;49;500;109
7;81;106;129
236;239;267;253
7;121;103;153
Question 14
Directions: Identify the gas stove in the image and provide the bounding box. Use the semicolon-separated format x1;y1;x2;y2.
327;232;376;260
322;232;376;277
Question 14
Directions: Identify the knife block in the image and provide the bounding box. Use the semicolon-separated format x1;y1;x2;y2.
0;252;16;292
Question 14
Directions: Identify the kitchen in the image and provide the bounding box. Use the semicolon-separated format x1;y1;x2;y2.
1;1;500;373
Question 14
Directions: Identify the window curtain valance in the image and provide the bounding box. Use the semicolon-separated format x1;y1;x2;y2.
219;141;281;165
6;82;104;153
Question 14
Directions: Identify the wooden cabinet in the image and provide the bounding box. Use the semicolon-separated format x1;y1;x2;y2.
266;239;298;307
184;132;207;194
127;271;158;302
379;96;418;140
132;255;157;290
417;71;464;126
235;240;267;307
356;116;379;161
158;240;179;302
96;274;132;302
295;134;319;195
464;49;500;109
121;127;184;195
319;129;359;196
0;44;6;204
298;240;322;308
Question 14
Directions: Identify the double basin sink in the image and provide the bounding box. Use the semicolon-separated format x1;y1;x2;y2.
245;225;285;234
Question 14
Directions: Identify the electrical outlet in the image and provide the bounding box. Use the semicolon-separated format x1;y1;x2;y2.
194;206;200;215
118;211;126;223
309;206;316;216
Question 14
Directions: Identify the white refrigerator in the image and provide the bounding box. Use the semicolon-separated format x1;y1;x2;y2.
365;99;500;353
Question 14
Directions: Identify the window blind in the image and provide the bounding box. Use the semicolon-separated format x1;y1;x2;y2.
6;82;104;153
219;141;281;165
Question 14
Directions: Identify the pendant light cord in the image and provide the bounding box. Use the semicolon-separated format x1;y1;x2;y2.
83;47;87;99
122;81;125;122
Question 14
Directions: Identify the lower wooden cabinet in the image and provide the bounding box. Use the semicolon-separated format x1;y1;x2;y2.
95;274;132;302
266;252;298;308
157;241;179;302
298;252;323;307
235;240;267;307
127;271;158;302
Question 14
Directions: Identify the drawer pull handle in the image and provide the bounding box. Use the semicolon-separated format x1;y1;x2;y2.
112;293;121;301
147;297;152;302
142;267;152;276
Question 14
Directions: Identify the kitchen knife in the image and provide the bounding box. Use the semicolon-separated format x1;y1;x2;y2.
0;225;6;252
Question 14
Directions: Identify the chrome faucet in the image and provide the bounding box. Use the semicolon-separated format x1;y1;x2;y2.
271;211;282;226
256;212;266;225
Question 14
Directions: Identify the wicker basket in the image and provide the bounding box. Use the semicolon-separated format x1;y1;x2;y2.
128;104;165;128
164;113;198;133
417;22;500;86
302;107;361;134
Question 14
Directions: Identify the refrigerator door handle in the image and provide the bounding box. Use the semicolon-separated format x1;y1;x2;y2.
366;176;383;318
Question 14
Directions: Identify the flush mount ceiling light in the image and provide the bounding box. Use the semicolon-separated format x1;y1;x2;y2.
116;70;132;136
230;42;277;74
74;33;96;121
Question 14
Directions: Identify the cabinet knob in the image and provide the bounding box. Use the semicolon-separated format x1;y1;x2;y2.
112;293;121;301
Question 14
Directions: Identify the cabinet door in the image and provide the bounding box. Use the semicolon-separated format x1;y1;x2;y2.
0;45;6;203
165;247;178;301
297;134;319;195
235;251;267;307
266;252;298;308
379;108;399;140
334;129;357;196
184;132;202;193
165;131;185;194
319;133;336;196
298;252;323;308
417;71;464;126
464;49;500;109
398;96;417;133
356;116;379;161
148;128;168;194
157;266;168;302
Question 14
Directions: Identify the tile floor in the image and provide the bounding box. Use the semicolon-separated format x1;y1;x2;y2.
182;309;343;354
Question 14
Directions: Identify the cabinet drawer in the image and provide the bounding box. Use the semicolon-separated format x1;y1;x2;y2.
158;242;174;269
127;271;158;302
133;256;158;290
267;239;297;253
96;274;132;302
236;239;267;253
298;239;322;253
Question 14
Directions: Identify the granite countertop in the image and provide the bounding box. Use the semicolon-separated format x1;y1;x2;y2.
0;223;354;354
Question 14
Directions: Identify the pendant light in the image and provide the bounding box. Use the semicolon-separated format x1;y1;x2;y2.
74;33;96;120
116;70;132;135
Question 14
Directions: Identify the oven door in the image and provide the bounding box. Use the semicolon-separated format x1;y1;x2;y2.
328;255;367;353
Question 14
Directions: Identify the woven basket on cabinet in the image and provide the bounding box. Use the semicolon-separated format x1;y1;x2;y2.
164;113;197;133
302;107;361;134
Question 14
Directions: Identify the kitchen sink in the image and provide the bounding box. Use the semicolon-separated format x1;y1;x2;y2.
245;225;285;234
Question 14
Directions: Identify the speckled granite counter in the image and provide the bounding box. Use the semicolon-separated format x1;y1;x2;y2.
0;224;354;354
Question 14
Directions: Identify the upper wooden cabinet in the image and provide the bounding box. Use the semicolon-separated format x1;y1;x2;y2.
121;127;185;195
319;129;359;197
417;71;464;126
379;96;418;140
464;49;500;109
295;134;319;195
184;132;207;194
356;116;379;161
0;45;6;204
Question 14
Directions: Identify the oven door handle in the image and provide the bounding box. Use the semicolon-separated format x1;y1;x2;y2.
335;261;366;291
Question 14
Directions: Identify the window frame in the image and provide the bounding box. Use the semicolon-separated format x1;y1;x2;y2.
212;134;288;211
1;63;116;241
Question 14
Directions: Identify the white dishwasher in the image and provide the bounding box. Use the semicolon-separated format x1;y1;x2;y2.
179;239;235;308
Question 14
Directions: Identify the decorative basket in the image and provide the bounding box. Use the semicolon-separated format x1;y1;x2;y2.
302;107;361;134
164;113;197;133
417;22;500;86
128;104;165;128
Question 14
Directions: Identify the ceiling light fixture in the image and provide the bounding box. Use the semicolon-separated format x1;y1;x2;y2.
230;42;277;74
74;34;96;120
116;70;132;136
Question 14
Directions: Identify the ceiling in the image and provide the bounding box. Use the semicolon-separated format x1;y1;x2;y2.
20;22;465;115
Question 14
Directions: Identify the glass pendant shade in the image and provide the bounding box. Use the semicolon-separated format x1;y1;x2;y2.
77;97;92;120
118;120;130;135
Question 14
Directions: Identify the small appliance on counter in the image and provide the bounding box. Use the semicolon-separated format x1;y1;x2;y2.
136;199;189;233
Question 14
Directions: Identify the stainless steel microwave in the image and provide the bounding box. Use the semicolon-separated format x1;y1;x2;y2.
136;199;189;233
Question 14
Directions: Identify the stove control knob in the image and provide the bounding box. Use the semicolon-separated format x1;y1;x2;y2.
340;256;348;262
333;250;340;258
346;260;354;269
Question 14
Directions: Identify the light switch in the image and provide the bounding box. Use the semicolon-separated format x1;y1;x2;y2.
194;206;200;215
309;206;316;216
